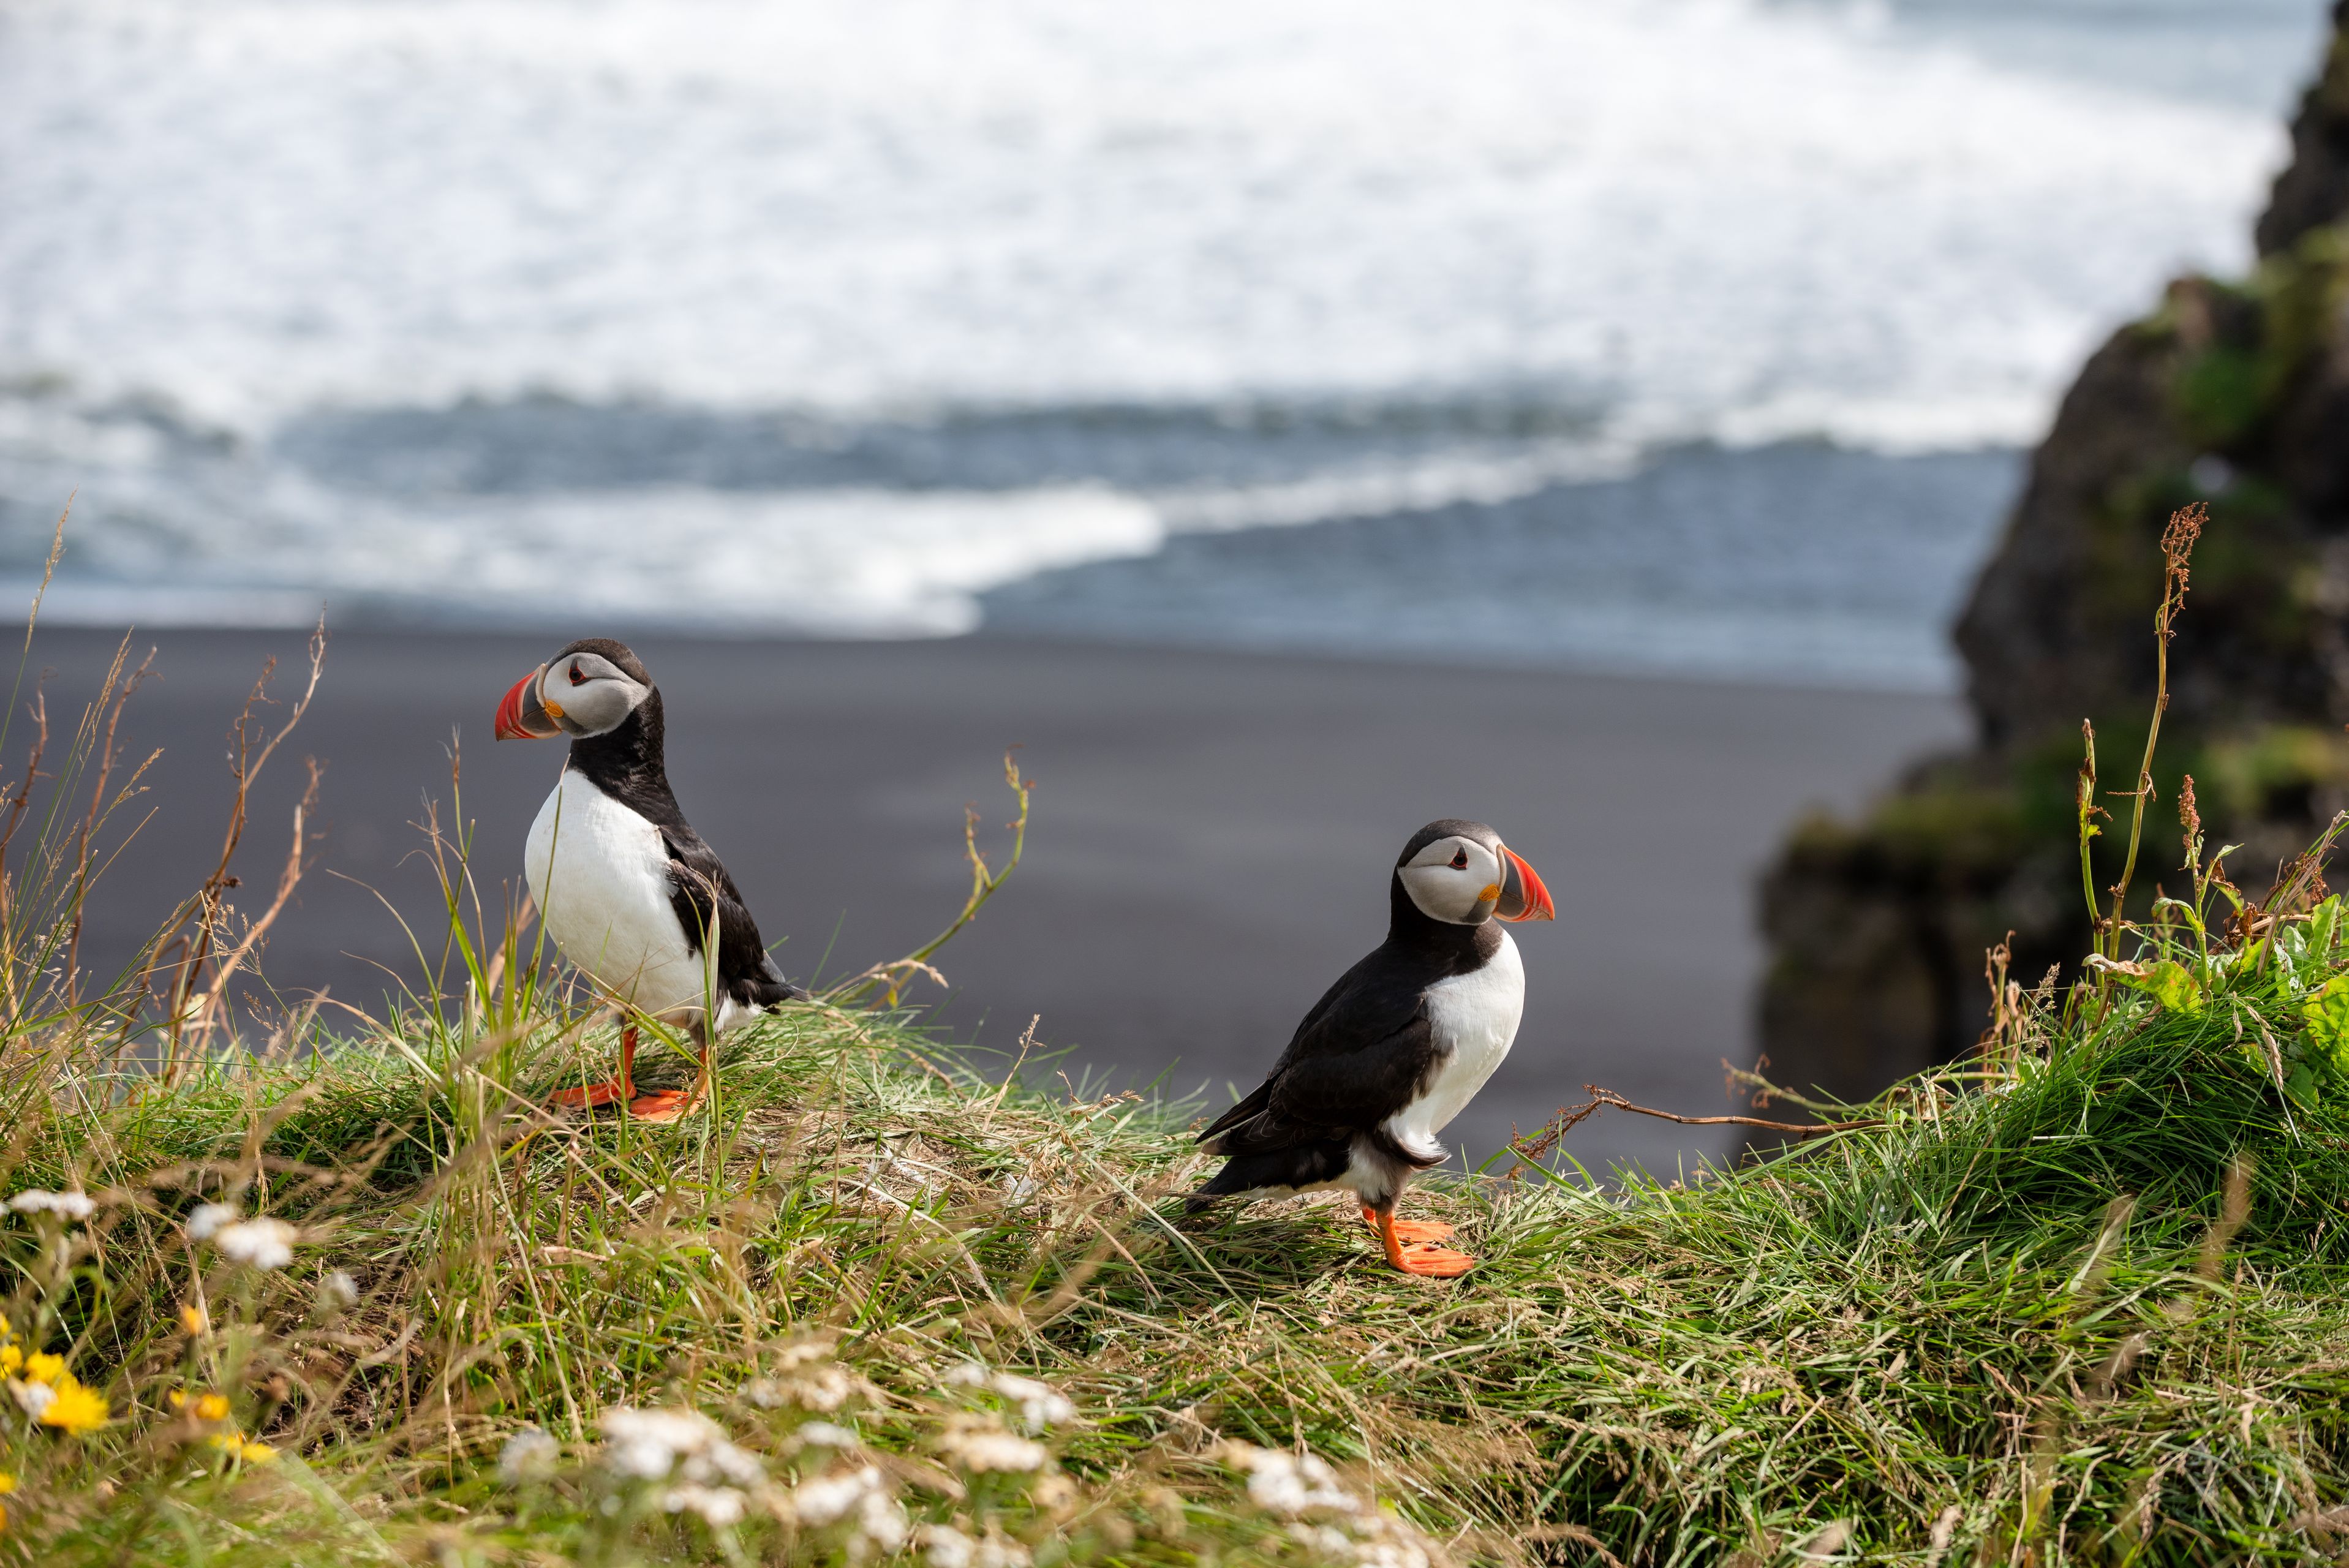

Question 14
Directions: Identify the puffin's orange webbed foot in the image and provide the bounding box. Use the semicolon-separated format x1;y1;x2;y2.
1372;1209;1476;1278
1360;1205;1454;1245
625;1088;701;1123
549;1081;628;1110
551;1027;641;1114
1393;1243;1478;1278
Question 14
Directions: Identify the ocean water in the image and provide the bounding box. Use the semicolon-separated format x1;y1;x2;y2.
0;0;2328;687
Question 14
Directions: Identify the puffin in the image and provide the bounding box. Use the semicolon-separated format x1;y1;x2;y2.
1188;819;1554;1276
493;638;806;1120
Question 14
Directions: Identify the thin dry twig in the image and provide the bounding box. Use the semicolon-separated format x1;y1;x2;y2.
0;687;51;876
2102;502;2204;960
1976;930;2024;1066
1509;1085;1883;1168
189;756;324;1038
828;749;1032;1008
67;636;157;986
155;616;328;1076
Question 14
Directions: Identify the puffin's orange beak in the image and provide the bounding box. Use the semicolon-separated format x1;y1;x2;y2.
494;666;560;741
1495;846;1554;922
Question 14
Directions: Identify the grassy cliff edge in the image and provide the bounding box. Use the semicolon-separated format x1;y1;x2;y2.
6;848;2349;1564
0;553;2343;1565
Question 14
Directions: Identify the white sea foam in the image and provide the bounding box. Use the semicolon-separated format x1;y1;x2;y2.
0;0;2280;443
390;486;1163;635
0;473;1164;637
1154;441;1643;535
0;0;2307;668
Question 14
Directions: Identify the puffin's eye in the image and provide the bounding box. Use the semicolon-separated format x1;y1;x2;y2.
1449;849;1469;870
567;665;586;686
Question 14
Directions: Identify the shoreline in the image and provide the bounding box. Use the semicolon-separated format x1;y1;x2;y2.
30;625;1968;1177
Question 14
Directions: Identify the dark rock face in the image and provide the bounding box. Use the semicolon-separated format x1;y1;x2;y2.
1954;323;2198;753
2259;4;2349;260
1757;9;2349;1106
1759;758;2069;1107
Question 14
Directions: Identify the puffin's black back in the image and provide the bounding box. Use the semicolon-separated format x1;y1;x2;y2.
562;647;805;1012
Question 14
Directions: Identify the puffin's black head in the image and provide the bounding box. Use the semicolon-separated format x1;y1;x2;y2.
494;638;656;741
1393;818;1555;926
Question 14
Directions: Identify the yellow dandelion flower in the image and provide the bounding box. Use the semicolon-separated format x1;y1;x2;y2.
167;1389;186;1410
22;1353;63;1387
205;1430;274;1463
195;1393;228;1422
0;1471;16;1493
38;1376;106;1435
0;1346;21;1377
178;1303;209;1336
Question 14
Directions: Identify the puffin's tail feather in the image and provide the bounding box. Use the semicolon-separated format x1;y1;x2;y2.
1185;1139;1353;1213
1197;1080;1276;1150
752;952;812;1008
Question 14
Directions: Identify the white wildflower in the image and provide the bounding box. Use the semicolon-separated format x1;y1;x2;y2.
684;1437;766;1490
989;1373;1075;1430
663;1482;748;1528
1224;1442;1362;1517
598;1404;763;1489
1354;1528;1433;1568
797;1420;858;1449
1289;1523;1357;1557
746;1363;855;1411
940;1422;1049;1474
919;1523;976;1568
944;1436;1047;1474
1278;1494;1434;1567
775;1338;835;1370
498;1427;559;1485
212;1218;297;1270
856;1487;908;1555
791;1363;856;1411
601;1406;725;1481
184;1202;235;1242
943;1360;989;1389
793;1464;886;1526
315;1269;360;1316
9;1189;94;1220
973;1531;1032;1568
10;1379;55;1419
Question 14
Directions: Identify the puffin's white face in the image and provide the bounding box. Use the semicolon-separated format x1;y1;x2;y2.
1396;829;1556;926
494;644;653;741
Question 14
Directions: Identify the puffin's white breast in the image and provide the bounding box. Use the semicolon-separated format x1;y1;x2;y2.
525;771;712;1020
1383;929;1525;1163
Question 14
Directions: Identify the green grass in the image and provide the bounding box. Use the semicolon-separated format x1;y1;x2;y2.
5;838;2349;1566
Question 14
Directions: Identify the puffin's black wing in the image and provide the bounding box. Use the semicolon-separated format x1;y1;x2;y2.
1195;962;1361;1147
1203;1011;1435;1157
1199;950;1439;1153
659;826;810;1009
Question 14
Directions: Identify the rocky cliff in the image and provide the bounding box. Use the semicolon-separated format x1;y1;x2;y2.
1760;4;2349;1104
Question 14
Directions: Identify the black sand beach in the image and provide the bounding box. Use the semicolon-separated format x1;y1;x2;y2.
32;627;1964;1177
